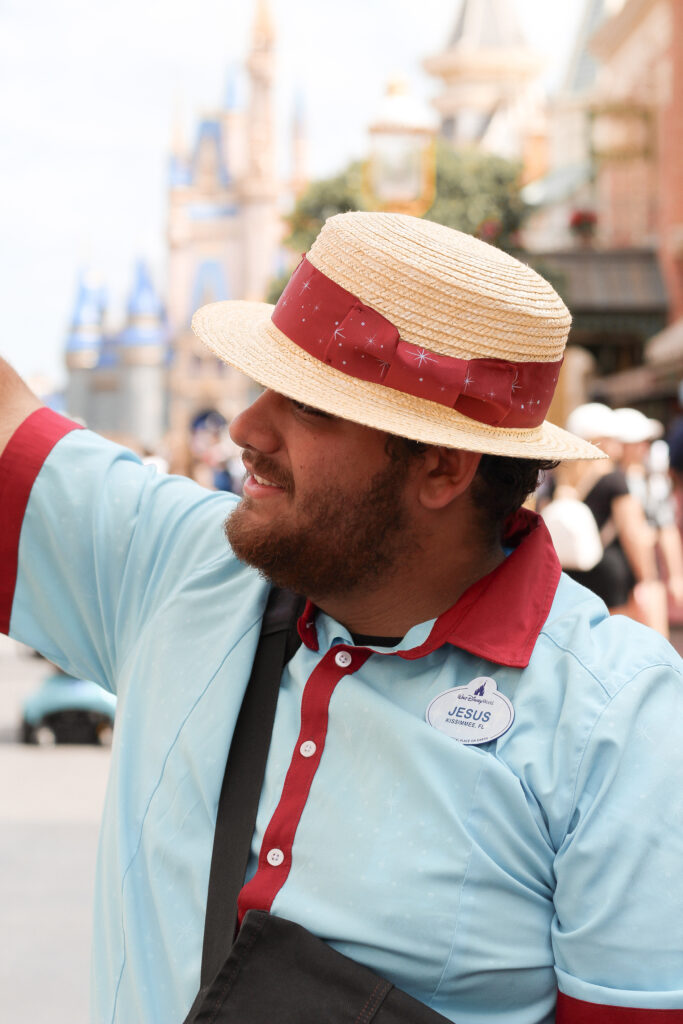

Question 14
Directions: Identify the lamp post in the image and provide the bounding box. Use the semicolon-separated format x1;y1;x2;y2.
364;78;438;217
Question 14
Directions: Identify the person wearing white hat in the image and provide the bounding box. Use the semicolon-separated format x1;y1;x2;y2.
553;402;660;622
564;401;619;445
612;408;683;634
611;406;663;447
0;213;682;1024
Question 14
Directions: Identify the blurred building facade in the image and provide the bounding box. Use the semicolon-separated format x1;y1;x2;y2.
423;0;547;184
64;0;301;451
521;0;682;424
587;0;683;415
421;0;682;427
589;0;683;321
521;0;613;251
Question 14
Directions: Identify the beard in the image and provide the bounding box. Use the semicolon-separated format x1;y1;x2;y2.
225;454;418;599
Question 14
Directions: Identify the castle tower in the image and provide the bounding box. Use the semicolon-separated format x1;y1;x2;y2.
246;0;276;184
423;0;542;160
290;93;308;199
169;99;189;189
65;270;106;424
220;67;248;182
242;0;280;301
116;261;167;450
166;0;281;442
167;112;234;335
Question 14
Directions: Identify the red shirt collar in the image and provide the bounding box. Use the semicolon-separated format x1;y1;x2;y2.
297;509;561;669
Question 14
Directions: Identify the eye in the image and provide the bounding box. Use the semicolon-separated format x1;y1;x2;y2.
290;399;332;419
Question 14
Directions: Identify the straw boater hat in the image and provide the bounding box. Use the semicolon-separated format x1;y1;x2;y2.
191;212;603;461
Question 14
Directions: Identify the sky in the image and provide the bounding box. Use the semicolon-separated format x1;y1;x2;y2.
0;0;586;387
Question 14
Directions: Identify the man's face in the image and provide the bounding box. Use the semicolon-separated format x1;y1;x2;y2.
225;390;421;599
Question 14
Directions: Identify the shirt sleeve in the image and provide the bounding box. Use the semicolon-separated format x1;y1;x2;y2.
552;657;683;1018
604;469;631;505
585;471;630;528
1;408;237;693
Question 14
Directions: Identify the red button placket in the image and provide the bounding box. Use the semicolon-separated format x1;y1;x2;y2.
236;645;371;925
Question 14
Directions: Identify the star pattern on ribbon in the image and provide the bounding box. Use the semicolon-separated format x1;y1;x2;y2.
271;256;563;429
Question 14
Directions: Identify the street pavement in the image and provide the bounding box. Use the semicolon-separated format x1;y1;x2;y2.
0;634;110;1024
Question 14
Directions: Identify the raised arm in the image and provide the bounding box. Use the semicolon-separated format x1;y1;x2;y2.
0;357;43;455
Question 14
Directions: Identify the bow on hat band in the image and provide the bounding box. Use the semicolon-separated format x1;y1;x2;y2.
271;257;562;429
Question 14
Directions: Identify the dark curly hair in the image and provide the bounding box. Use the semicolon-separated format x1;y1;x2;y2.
385;435;556;541
470;454;558;539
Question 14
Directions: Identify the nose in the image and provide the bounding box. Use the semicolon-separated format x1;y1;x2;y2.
229;389;284;455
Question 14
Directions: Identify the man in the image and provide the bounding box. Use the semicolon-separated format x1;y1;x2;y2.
1;213;682;1023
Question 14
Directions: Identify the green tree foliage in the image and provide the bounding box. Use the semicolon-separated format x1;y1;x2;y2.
265;271;293;305
424;142;526;251
267;144;528;301
284;161;367;255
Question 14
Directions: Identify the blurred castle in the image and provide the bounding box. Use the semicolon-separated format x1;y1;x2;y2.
423;0;547;184
64;0;305;451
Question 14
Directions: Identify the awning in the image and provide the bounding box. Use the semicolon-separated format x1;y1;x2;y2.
526;249;669;329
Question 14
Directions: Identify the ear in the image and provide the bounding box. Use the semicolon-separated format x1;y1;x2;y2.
416;446;482;511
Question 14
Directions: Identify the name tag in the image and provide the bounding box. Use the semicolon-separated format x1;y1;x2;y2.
426;677;514;745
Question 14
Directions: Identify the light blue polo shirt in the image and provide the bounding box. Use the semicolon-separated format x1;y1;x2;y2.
3;411;683;1024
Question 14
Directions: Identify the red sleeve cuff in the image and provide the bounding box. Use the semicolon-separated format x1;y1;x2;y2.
557;991;683;1022
0;407;83;634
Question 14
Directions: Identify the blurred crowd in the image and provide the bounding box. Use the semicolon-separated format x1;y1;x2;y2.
539;404;683;640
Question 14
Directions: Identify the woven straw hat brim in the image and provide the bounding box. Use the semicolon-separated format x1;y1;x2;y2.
192;300;604;461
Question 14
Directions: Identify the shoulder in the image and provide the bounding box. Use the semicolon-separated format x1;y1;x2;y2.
538;572;680;697
495;574;681;846
6;411;244;598
599;468;629;501
14;413;239;521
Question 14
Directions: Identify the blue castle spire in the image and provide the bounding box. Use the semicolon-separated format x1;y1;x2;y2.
169;99;192;187
118;260;167;348
65;270;106;355
169;153;192;187
191;118;231;187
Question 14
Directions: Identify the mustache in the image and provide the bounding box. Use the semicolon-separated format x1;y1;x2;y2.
242;450;293;493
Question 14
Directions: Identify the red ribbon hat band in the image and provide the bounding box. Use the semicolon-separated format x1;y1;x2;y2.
271;256;563;429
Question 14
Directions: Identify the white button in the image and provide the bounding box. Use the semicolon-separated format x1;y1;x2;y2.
335;650;352;668
300;740;317;758
266;848;284;867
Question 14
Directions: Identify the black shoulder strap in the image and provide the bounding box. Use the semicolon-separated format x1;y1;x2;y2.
199;586;306;988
